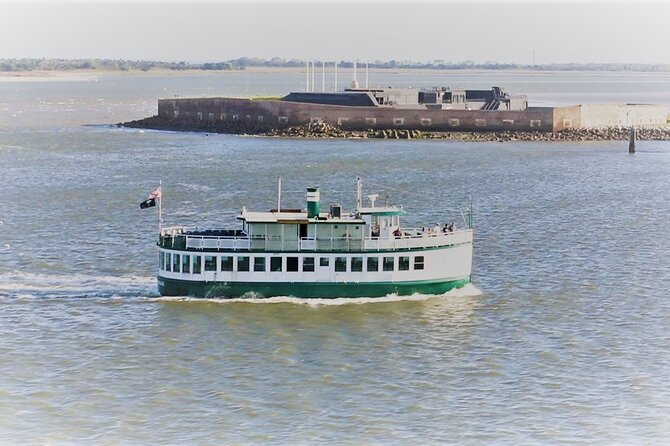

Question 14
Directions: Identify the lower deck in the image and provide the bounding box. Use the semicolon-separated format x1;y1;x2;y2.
156;241;473;298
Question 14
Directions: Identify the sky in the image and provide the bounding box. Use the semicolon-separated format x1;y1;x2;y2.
1;0;670;65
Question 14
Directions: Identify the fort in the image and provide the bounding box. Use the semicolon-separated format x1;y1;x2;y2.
123;84;669;137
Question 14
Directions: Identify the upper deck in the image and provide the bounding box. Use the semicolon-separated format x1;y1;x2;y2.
159;226;473;253
157;180;473;253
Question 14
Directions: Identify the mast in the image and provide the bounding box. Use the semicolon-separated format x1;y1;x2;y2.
365;62;369;89
311;60;315;92
353;59;357;87
277;177;282;213
356;177;363;211
158;179;163;233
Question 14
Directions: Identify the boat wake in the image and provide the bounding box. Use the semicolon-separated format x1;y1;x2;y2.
151;283;483;306
0;271;158;300
0;271;482;305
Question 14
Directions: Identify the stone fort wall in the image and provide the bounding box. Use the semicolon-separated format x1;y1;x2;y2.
156;98;667;133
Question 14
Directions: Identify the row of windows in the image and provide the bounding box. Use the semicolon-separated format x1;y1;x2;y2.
159;252;425;274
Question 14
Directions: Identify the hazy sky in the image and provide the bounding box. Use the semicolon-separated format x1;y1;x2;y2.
2;0;670;64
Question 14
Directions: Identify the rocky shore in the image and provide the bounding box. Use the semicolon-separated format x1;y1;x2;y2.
120;115;670;142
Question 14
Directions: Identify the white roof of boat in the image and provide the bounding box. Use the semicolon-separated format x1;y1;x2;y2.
238;210;364;224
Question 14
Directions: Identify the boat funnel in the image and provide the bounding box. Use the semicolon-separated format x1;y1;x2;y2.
307;187;320;218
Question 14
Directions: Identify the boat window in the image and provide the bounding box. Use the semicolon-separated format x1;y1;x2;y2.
173;254;181;273
399;256;410;271
271;257;282;272
182;254;191;274
414;256;425;270
254;257;266;272
165;253;172;272
193;256;202;274
287;257;299;272
383;256;394;271
335;257;347;272
303;257;315;272
237;256;250;272
221;256;233;272
266;224;281;239
367;257;379;272
204;255;217;272
351;257;363;272
320;257;330;267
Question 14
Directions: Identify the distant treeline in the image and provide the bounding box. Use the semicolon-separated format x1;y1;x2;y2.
2;57;670;73
231;57;670;72
0;58;236;72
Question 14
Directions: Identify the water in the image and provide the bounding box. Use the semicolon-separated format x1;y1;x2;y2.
1;71;670;444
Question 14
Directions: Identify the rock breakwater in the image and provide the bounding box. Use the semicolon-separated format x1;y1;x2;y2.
120;116;670;142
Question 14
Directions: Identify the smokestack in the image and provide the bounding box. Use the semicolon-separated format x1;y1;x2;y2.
306;187;320;218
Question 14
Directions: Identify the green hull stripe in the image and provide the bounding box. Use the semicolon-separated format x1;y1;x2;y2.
157;276;471;299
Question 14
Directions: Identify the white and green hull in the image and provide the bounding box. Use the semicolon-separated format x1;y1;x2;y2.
156;231;473;299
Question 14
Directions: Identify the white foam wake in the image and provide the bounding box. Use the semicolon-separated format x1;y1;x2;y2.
0;271;158;299
152;283;483;306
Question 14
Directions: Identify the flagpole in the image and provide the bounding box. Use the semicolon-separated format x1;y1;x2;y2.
158;179;163;234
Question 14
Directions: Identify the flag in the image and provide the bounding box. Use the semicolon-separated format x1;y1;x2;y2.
149;186;162;200
140;198;156;209
140;186;161;209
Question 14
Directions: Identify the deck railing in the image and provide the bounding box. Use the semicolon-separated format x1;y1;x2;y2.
160;226;472;252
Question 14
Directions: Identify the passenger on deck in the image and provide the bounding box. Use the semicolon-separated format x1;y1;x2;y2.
432;223;441;235
393;227;403;238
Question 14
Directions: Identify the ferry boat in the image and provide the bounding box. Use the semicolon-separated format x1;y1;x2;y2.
156;179;474;298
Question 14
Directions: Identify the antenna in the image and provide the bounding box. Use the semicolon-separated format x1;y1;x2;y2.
356;177;363;210
353;59;357;87
322;61;325;92
277;177;282;212
365;62;369;89
305;60;309;92
311;60;315;92
334;60;338;92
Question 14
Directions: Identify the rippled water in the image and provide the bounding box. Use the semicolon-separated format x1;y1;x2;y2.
1;72;670;444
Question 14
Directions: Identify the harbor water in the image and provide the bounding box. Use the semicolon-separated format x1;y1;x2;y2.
1;71;669;444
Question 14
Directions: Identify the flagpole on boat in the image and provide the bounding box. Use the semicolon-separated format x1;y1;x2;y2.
158;179;163;234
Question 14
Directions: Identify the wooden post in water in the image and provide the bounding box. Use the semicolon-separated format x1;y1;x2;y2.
629;126;636;153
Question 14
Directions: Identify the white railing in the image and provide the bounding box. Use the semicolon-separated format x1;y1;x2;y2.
163;227;472;252
185;235;250;250
363;229;472;251
300;238;316;250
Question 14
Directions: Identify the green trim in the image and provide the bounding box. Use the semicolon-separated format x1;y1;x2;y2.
157;276;471;298
360;210;406;216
